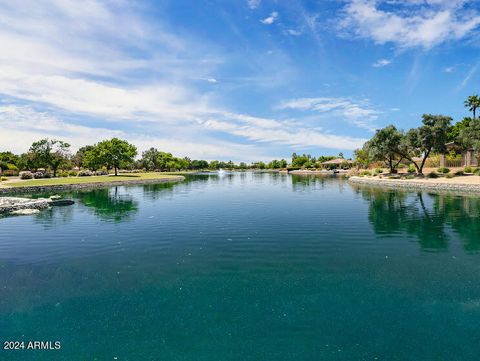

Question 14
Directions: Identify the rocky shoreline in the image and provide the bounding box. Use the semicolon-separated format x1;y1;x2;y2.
348;176;480;194
0;176;185;194
0;197;54;215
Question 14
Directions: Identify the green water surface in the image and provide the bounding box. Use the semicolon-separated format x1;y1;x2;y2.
1;173;480;360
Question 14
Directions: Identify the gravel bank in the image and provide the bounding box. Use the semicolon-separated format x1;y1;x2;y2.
0;176;184;194
348;176;480;194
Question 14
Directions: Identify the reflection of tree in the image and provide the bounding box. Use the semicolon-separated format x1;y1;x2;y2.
77;187;138;222
291;174;346;192
357;186;480;252
435;195;480;252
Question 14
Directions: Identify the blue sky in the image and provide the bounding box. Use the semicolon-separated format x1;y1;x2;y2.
0;0;479;161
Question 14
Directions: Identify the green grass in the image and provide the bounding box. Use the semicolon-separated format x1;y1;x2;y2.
4;173;181;188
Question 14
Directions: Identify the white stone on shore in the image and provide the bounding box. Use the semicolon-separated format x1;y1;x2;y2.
10;209;41;215
0;197;52;214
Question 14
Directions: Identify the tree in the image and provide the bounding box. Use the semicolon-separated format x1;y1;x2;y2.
354;148;370;169
140;148;161;171
96;138;137;176
191;159;209;170
400;114;451;174
365;125;404;173
29;138;71;177
464;95;480;120
447;117;472;143
83;146;104;171
73;145;95;168
459;118;480;159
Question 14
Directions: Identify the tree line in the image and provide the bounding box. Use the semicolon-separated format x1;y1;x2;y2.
354;94;480;174
0;138;298;176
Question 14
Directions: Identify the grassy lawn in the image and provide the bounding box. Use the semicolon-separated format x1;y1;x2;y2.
4;173;182;188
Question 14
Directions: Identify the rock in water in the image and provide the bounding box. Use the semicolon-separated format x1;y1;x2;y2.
50;200;75;206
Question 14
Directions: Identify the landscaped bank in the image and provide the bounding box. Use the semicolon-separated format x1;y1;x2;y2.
0;173;184;194
349;175;480;193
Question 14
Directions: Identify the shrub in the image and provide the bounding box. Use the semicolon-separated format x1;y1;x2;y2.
78;170;93;177
464;166;473;174
474;168;480;175
455;170;464;176
94;169;109;176
446;173;455;178
0;176;8;181
2;169;18;176
428;172;439;178
437;167;450;174
405;174;416;180
7;164;18;171
19;171;33;179
33;171;51;179
60;171;69;177
360;170;371;176
69;170;78;177
407;164;417;173
375;168;384;174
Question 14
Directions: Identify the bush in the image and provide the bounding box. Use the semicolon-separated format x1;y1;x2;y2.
446;173;455;178
7;164;18;171
78;170;93;177
33;171;51;179
2;169;18;176
360;170;371;176
94;169;109;176
464;166;473;174
69;170;78;177
60;171;69;177
0;176;8;181
375;168;384;174
428;172;439;178
455;170;464;176
437;167;450;174
404;174;416;180
407;164;416;173
474;168;480;175
19;171;33;179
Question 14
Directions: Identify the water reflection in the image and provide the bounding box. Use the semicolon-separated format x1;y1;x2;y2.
355;186;480;252
76;187;139;222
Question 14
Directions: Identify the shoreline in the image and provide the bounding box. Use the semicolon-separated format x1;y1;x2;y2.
348;175;480;194
0;176;185;194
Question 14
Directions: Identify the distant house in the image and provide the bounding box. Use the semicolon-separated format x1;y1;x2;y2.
321;158;354;169
440;142;478;168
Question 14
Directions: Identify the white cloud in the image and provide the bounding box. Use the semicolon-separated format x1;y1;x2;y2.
278;97;381;132
444;66;455;72
458;61;480;90
261;11;278;25
247;0;261;9
372;58;392;67
285;29;303;36
339;0;480;49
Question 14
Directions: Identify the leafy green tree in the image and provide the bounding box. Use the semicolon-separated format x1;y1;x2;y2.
96;138;137;176
83;146;104;171
447;117;472;143
459;118;480;158
365;125;404;173
354;148;371;169
400;114;451;174
29;138;71;177
464;94;480;120
291;153;311;168
73;145;95;168
140;148;161;171
191;159;209;170
0;151;19;166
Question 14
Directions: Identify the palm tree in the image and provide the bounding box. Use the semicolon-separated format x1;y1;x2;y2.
464;94;480;120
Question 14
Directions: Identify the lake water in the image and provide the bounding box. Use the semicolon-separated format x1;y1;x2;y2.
1;173;480;360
